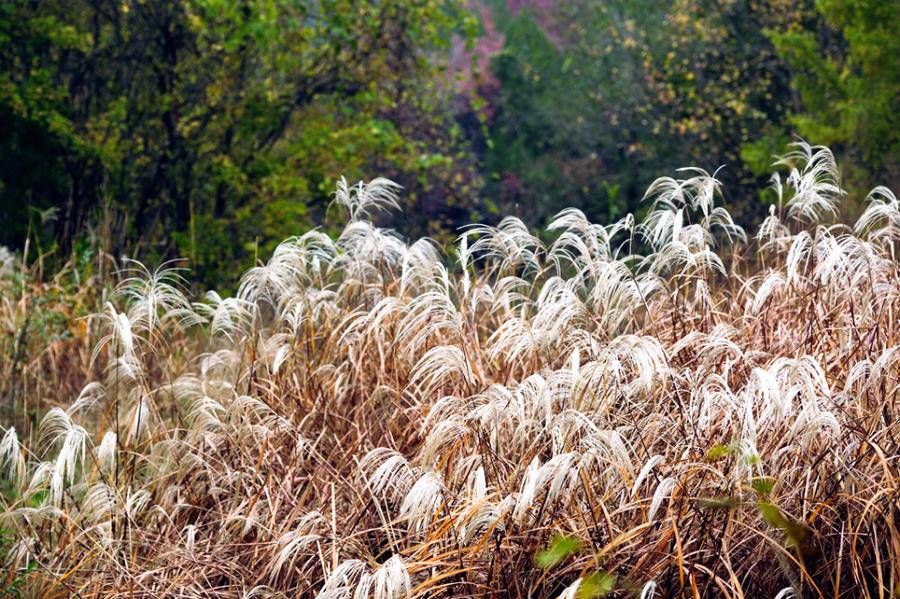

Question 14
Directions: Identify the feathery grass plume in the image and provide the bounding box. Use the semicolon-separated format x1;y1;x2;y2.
92;302;138;365
775;140;845;224
0;427;25;487
195;291;254;343
631;454;664;497
397;285;463;360
554;577;583;599
38;408;89;486
270;511;327;581
400;238;443;295
333;176;403;222
512;453;581;525
95;430;117;474
464;216;544;277
854;186;900;251
641;167;745;248
361;448;416;501
547;207;616;270
758;203;791;251
408;345;476;398
646;477;676;522
317;556;411;599
79;482;119;542
115;259;202;340
399;470;444;533
745;270;787;315
67;382;108;418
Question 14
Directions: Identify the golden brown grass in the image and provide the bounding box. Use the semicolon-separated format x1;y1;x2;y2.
0;142;897;598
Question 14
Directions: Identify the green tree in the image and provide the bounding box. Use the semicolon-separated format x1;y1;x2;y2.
483;1;670;226
477;0;815;228
765;0;899;198
0;0;481;287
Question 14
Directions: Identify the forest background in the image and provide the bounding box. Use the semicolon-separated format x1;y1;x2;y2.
1;0;897;288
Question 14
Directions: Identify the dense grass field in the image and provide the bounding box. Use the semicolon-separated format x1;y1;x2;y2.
1;141;898;597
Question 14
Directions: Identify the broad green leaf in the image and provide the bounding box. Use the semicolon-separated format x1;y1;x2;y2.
577;570;616;598
750;476;775;496
535;535;581;569
706;444;731;461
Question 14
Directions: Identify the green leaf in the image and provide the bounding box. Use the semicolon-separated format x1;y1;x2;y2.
535;535;581;569
577;570;617;598
745;453;762;466
697;496;740;509
758;501;812;552
705;443;731;461
758;500;786;528
750;476;775;496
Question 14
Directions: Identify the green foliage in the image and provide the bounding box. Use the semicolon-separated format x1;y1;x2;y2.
750;476;776;496
535;534;581;568
0;0;480;288
757;500;814;559
577;571;617;598
1;0;897;288
480;0;815;226
484;1;671;225
741;133;792;178
705;443;734;461
534;535;619;597
765;0;899;200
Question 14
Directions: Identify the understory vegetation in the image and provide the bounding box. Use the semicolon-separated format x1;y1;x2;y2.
1;141;898;597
